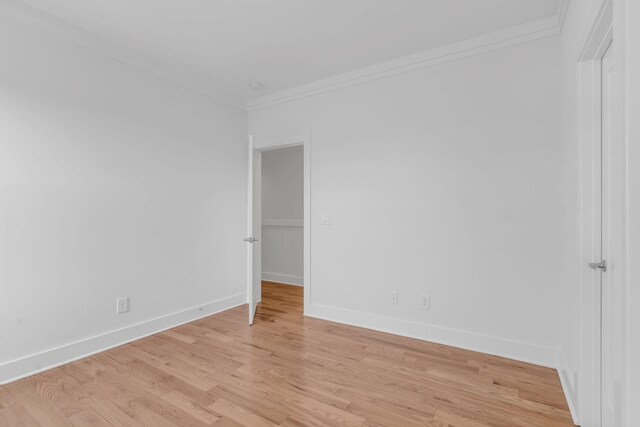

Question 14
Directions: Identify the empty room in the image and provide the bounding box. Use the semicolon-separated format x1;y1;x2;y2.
0;1;638;426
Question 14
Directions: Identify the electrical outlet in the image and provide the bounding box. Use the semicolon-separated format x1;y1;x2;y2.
116;297;129;314
420;295;430;310
390;291;398;305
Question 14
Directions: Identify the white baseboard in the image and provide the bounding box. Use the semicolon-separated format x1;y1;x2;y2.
0;293;246;385
262;272;303;286
304;302;559;368
557;349;579;425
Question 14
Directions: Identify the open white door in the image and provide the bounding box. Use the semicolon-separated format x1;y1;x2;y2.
245;135;262;325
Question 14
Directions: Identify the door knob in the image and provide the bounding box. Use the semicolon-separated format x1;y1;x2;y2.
589;260;607;271
244;237;259;243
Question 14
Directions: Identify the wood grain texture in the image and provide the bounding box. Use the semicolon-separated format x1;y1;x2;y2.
0;282;574;426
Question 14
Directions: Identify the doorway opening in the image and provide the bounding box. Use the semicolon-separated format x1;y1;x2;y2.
258;145;304;321
245;134;310;325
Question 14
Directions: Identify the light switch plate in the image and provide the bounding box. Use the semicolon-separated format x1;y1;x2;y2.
321;212;332;225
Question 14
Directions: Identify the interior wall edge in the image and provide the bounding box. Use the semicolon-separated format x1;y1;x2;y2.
0;293;246;386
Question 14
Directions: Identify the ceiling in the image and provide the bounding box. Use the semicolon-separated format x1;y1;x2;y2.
15;0;561;106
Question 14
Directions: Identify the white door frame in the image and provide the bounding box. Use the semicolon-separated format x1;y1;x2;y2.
248;133;311;313
577;13;611;424
577;0;627;425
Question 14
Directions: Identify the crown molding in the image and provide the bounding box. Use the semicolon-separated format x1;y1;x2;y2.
1;0;570;113
0;0;246;110
248;0;570;111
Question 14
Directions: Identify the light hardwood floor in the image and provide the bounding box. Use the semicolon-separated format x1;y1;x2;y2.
0;282;574;426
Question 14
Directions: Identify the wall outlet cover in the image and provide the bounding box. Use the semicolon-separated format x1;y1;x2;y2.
390;291;399;305
420;295;430;310
117;297;129;314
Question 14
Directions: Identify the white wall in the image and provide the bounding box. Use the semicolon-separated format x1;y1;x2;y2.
249;36;565;366
261;146;304;285
0;16;246;383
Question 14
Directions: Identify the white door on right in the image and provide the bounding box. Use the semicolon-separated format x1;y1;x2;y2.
600;40;624;427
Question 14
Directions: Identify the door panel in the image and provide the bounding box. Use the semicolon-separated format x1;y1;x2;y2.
246;136;261;325
253;150;262;315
